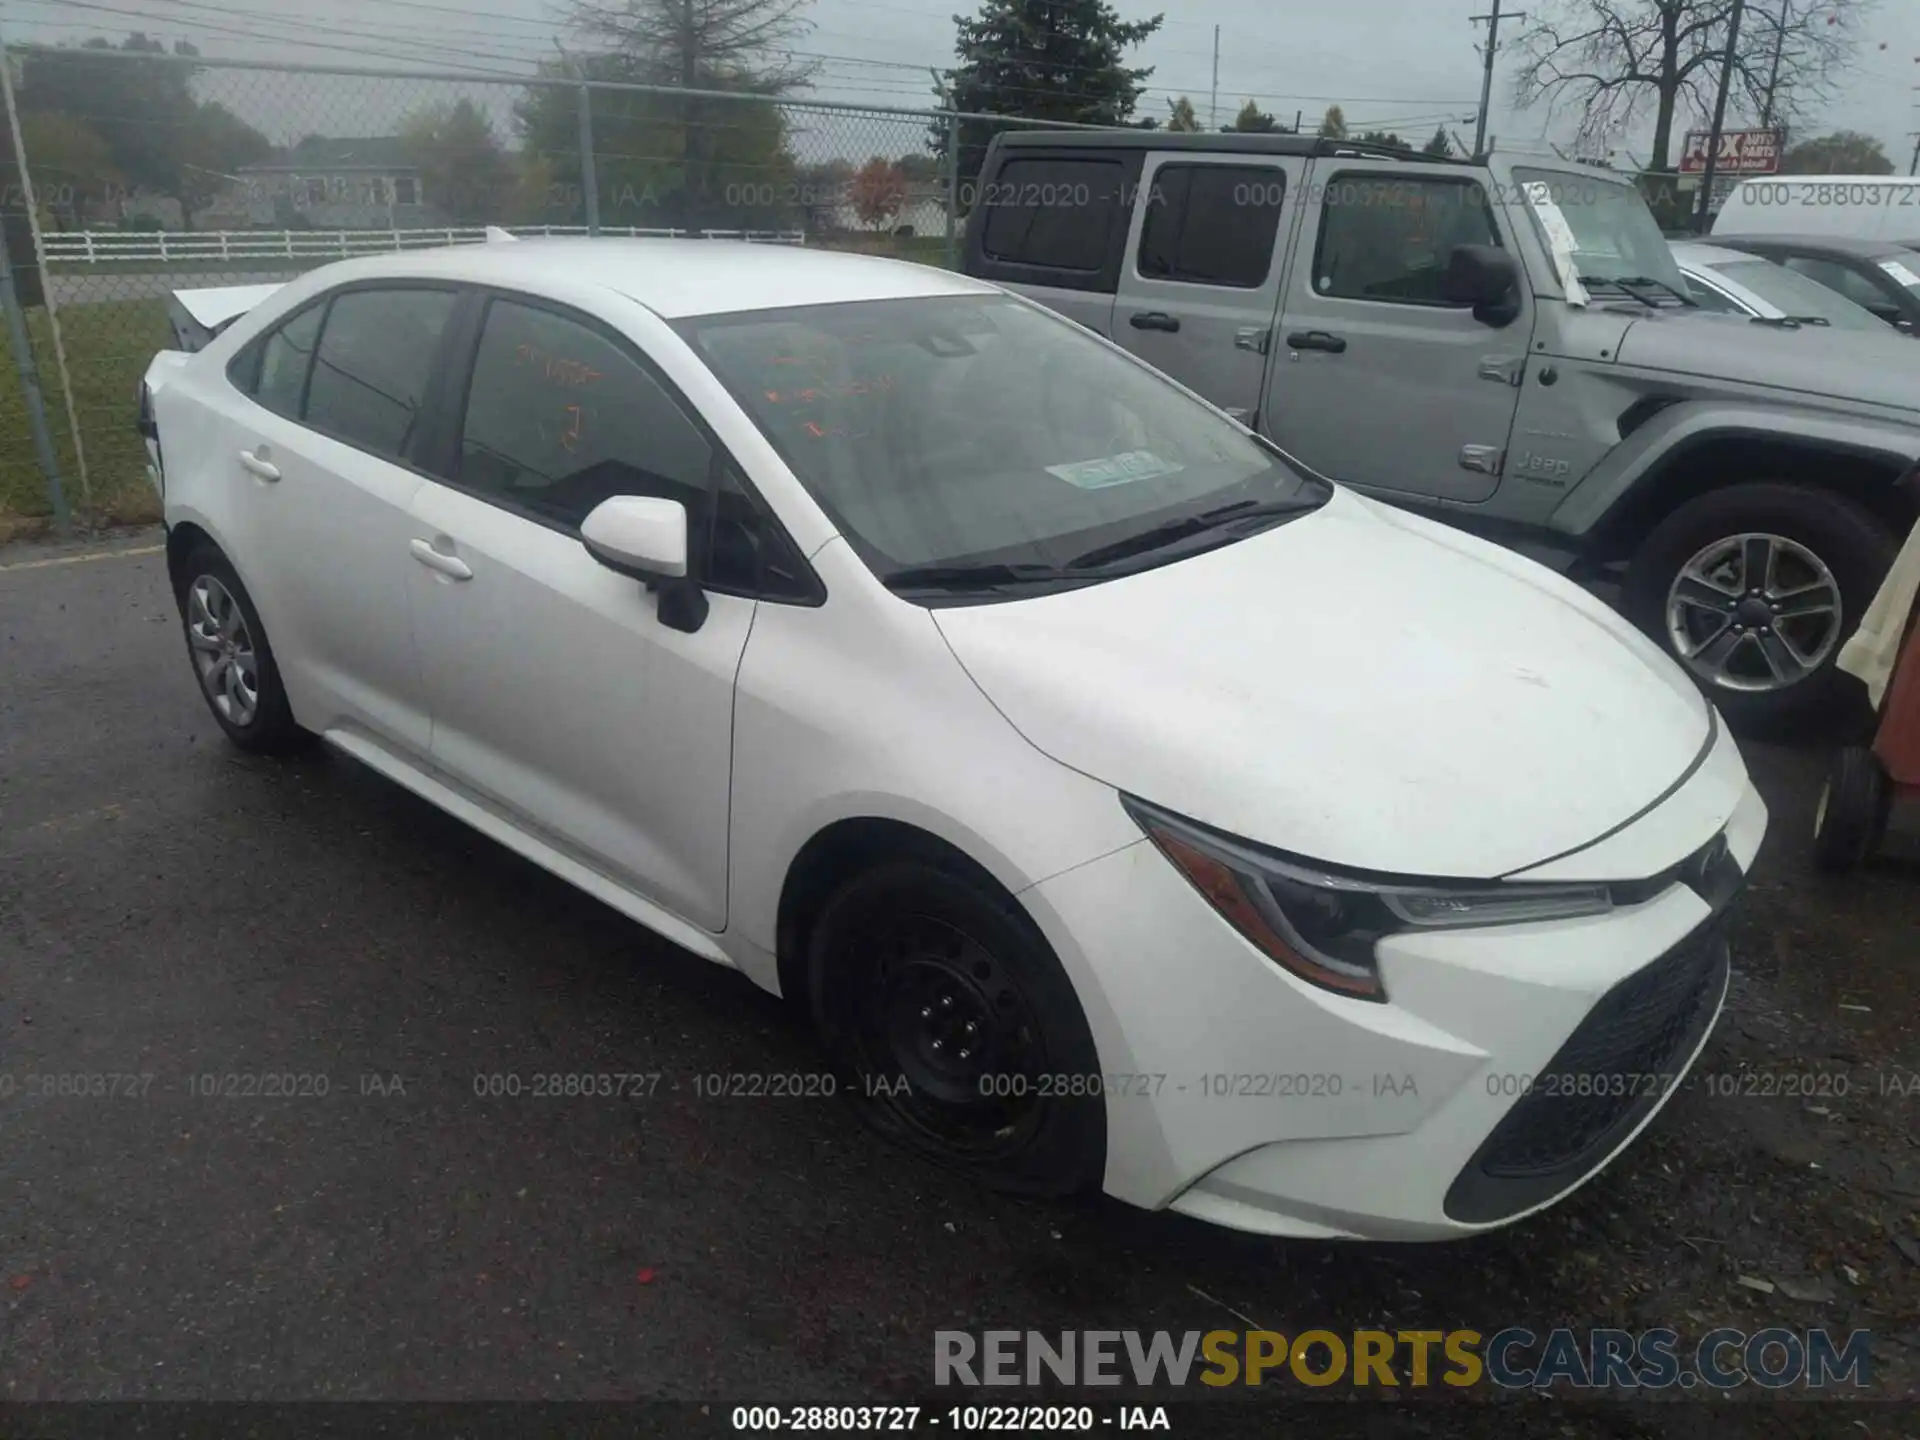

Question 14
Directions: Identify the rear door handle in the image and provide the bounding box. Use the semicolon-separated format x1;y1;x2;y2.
1286;330;1348;354
410;538;473;581
1129;311;1181;332
237;447;279;481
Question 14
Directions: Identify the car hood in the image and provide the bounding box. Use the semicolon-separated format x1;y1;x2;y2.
933;489;1711;879
1612;310;1920;413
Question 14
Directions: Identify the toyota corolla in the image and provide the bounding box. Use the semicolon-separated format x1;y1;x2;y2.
139;238;1764;1240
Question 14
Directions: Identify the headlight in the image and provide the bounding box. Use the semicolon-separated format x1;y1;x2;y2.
1123;797;1613;1003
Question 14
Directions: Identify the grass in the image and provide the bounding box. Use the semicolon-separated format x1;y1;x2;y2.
1;296;170;536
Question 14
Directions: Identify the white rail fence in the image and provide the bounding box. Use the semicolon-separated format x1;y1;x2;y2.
42;226;809;264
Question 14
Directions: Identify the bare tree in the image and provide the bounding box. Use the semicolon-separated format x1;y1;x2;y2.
565;0;818;93
1510;0;1868;172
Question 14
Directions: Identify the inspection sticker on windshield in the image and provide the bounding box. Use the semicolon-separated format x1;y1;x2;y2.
1046;451;1184;489
1523;181;1590;307
1880;259;1920;289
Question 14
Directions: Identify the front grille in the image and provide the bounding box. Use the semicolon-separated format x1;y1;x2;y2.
1444;924;1729;1224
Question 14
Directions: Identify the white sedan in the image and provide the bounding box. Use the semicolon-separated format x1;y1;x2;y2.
140;239;1764;1240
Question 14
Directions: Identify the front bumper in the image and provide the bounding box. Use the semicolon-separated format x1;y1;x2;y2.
1021;756;1765;1242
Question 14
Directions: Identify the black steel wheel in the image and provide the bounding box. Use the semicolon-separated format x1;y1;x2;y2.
807;860;1105;1196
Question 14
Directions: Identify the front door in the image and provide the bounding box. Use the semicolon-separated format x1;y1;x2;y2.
405;293;753;933
1266;165;1532;502
1113;151;1300;425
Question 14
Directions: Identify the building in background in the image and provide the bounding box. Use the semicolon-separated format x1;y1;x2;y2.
222;137;447;228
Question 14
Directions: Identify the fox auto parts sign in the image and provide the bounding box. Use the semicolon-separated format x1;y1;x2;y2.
1680;128;1785;174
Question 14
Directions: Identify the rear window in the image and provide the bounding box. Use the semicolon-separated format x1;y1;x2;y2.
979;157;1125;272
305;288;457;461
1138;164;1285;288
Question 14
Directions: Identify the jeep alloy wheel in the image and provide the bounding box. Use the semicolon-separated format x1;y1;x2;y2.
1663;531;1842;693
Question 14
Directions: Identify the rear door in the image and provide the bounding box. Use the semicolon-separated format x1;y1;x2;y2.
209;283;458;756
1112;152;1299;424
1265;164;1531;502
963;146;1143;337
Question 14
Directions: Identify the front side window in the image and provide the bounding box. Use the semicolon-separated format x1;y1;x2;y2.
305;288;457;460
1313;174;1500;304
456;298;712;530
1138;164;1285;288
251;302;324;416
681;294;1326;593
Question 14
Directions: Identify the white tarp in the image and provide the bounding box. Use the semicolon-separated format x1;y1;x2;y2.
1839;514;1920;712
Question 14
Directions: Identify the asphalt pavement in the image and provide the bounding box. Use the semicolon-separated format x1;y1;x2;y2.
2;532;1916;1432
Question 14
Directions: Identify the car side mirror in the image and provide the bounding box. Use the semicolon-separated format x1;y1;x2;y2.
1443;244;1521;327
581;495;709;633
1897;318;1916;335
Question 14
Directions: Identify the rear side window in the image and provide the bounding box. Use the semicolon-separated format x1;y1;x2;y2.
1313;175;1500;305
250;303;322;417
455;298;712;529
306;288;457;459
979;157;1125;272
1138;164;1285;287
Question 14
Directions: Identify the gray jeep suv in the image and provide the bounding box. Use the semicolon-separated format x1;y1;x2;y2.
961;131;1920;730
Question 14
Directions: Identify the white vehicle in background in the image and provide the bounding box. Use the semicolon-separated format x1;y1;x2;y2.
137;239;1764;1241
1712;175;1920;248
1671;240;1890;333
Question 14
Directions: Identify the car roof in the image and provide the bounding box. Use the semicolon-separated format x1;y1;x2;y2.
1711;233;1917;259
291;237;996;319
1669;240;1764;267
989;128;1477;165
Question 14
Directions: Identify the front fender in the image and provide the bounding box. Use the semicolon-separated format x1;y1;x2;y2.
1548;400;1920;539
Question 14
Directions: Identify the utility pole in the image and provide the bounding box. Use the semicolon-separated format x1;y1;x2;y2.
1209;25;1220;131
1694;0;1748;232
1910;133;1920;177
1470;0;1524;158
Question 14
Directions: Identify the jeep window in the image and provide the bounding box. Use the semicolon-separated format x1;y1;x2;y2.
978;157;1125;273
1138;164;1286;288
1312;175;1500;305
1509;167;1685;293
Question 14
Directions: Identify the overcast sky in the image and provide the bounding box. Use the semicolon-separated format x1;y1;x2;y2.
5;0;1917;168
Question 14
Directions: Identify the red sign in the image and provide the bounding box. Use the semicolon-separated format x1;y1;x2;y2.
1679;128;1785;174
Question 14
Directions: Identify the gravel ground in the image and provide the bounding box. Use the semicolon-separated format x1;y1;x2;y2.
1;531;1916;1436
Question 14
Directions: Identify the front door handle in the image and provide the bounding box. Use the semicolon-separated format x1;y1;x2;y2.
1286;330;1348;354
1129;311;1181;332
237;447;279;482
410;538;473;581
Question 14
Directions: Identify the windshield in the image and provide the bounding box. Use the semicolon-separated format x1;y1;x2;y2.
1705;257;1887;332
1510;166;1688;294
680;294;1327;595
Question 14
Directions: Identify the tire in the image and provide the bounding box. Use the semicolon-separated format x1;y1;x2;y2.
173;542;307;754
1622;483;1896;735
806;859;1106;1197
1812;746;1890;874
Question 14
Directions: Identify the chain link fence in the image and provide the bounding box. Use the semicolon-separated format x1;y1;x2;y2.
0;43;1086;534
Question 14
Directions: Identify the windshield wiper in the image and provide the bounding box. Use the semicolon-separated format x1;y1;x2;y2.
882;561;1087;593
1064;498;1312;571
1584;274;1698;308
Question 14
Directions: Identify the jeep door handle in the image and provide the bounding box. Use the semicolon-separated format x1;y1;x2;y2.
1129;311;1181;332
237;447;279;482
1286;330;1347;354
410;538;473;581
